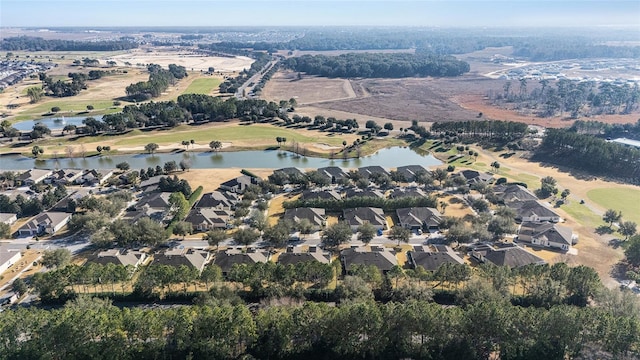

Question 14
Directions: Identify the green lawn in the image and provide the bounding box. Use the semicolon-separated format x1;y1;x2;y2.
587;188;640;224
182;78;222;95
561;201;606;229
114;124;354;148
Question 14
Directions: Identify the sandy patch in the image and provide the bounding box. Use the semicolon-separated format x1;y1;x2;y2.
176;168;274;194
117;142;232;153
106;49;254;73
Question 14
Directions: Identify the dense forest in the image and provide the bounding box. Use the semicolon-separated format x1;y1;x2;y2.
285;53;469;78
0;36;138;51
431;120;529;142
489;79;640;118
535;128;640;183
2;259;639;360
125;63;188;101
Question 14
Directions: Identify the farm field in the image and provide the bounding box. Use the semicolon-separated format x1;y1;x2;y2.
261;71;356;104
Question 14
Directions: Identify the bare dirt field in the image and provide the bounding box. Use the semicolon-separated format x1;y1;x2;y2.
261;71;356;104
263;65;640;128
176;168;274;194
106;49;254;73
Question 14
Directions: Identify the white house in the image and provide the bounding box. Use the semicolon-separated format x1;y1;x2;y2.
0;247;22;274
0;213;17;225
17;212;72;237
517;222;577;252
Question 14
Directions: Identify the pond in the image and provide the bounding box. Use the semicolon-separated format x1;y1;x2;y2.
12;116;104;131
0;147;441;171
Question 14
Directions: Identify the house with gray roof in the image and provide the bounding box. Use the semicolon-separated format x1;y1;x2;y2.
271;167;306;183
517;222;577;251
301;189;342;201
219;175;259;193
469;243;545;268
45;169;84;186
214;248;269;274
358;166;390;179
17;169;53;186
458;170;494;185
395;165;431;182
185;208;233;231
343;207;387;231
344;188;385;199
316;166;348;184
493;184;538;204
152;248;211;273
396;207;443;230
408;245;464;271
508;200;561;223
389;187;428;199
283;208;326;230
92;249;147;269
194;191;238;210
340;247;398;273
17;212;72;237
0;247;22;274
278;246;330;265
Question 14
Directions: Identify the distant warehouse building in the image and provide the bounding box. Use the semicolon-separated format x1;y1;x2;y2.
610;138;640;149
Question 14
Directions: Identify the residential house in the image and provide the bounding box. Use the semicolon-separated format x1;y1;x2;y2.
508;200;561;223
45;169;84;186
272;167;306;183
185;208;233;231
395;165;431;182
17;212;72;237
358;166;390;179
344;188;385;199
17;169;53;186
214;248;269;275
316;166;348;184
194;191;239;210
0;213;17;225
92;249;147;269
277;246;330;265
283;208;326;230
340;247;398;273
493;184;538;204
407;245;464;271
458;170;494;185
343;207;387;231
0;247;22;274
152;248;211;273
517;222;577;251
79;169;114;186
300;189;342;201
389;187;427;199
134;192;174;223
49;189;90;213
469;243;546;268
219;175;259;193
138;175;163;192
396;207;443;230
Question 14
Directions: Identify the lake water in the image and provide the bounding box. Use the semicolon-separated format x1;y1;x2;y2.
0;147;441;171
12;116;104;131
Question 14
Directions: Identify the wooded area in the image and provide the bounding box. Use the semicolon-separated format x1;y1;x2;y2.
0;36;138;51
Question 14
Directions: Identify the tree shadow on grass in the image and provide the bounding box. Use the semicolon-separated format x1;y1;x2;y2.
596;225;614;236
608;238;625;249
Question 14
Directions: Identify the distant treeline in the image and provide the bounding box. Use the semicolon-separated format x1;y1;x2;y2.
571;119;640;140
125;63;187;101
285;53;470;78
197;28;640;61
0;36;138;51
431;120;529;142
535;128;640;183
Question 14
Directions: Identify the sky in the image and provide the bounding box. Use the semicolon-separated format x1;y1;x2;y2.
1;0;639;28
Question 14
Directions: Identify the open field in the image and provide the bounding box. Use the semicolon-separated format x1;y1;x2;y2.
262;71;356;104
106;49;254;73
177;168;275;194
182;77;222;95
3;122;369;157
587;188;640;224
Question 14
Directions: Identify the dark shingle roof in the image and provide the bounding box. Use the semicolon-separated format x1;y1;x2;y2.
341;247;397;272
